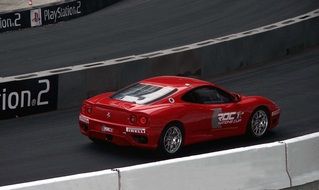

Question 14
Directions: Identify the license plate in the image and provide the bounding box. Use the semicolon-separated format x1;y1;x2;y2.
101;126;113;133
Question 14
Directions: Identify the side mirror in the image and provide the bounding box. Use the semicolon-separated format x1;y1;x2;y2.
232;93;241;102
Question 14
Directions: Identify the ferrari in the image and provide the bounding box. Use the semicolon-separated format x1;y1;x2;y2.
79;76;280;155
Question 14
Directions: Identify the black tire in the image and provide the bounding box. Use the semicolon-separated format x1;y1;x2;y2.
247;108;269;138
158;123;184;156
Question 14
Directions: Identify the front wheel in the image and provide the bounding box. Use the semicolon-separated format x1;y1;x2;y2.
159;124;183;156
247;109;269;138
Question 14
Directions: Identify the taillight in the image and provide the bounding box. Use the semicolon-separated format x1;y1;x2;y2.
129;115;148;126
81;102;93;115
139;116;148;125
87;107;92;114
129;115;137;124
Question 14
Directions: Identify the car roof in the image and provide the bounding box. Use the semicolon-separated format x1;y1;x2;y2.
141;76;213;88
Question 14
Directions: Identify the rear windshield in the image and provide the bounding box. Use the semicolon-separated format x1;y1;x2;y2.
111;83;176;104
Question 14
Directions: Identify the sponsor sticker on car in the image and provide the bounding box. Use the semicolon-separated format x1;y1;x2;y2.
101;126;113;133
218;111;244;125
126;127;146;134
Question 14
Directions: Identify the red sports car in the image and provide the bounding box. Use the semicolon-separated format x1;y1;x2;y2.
79;76;280;155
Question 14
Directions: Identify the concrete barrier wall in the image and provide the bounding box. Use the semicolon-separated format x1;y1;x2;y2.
2;133;319;190
0;170;118;190
284;133;319;187
118;142;290;190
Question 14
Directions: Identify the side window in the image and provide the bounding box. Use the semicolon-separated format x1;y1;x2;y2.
215;88;233;103
182;86;233;104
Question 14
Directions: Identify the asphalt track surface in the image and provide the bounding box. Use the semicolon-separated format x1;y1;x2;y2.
0;47;318;186
0;0;319;77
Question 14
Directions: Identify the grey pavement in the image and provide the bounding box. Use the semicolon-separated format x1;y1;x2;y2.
0;0;61;12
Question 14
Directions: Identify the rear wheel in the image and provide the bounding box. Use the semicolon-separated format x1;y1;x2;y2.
247;108;269;138
159;124;183;156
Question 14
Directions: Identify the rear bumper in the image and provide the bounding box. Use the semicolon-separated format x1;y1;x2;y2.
79;114;159;150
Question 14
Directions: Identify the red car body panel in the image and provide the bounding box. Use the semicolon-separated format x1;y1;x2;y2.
79;76;280;150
